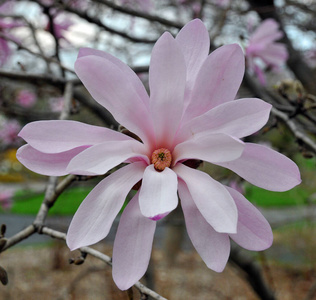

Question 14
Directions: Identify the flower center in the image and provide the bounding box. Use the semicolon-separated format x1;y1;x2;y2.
151;148;172;171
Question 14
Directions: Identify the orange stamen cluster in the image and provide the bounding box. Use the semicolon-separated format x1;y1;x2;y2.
151;148;172;171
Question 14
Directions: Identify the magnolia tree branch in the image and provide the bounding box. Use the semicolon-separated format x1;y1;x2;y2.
1;225;36;251
229;247;276;300
91;0;182;29
40;227;168;300
27;0;157;44
0;32;75;75
271;107;316;154
244;72;316;154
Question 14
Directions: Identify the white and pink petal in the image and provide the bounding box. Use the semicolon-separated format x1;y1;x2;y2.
16;144;88;176
179;180;230;272
149;32;187;148
174;164;238;234
173;133;244;165
66;140;149;175
112;191;156;290
182;44;245;122
175;18;209;106
66;161;147;250
18;120;131;154
139;165;178;220
75;55;155;145
217;143;301;191
226;186;273;251
77;48;150;107
177;98;271;143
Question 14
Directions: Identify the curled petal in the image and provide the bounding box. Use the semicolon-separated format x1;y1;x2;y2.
16;144;87;176
66;140;149;175
66;161;147;250
149;32;186;147
174;164;237;234
179;180;230;272
113;191;156;290
139;165;178;220
173;133;244;165
18;120;130;153
217;143;301;191
226;186;273;251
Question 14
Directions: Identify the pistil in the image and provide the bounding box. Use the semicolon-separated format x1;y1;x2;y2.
151;148;172;171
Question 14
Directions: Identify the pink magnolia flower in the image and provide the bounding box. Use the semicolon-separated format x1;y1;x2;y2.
16;19;301;290
16;90;37;108
45;13;74;43
246;18;289;85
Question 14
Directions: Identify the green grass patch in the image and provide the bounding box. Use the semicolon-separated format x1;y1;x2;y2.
245;184;309;207
10;186;93;215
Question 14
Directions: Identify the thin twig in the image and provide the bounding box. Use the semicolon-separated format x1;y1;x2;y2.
1;225;36;252
91;0;182;29
0;32;75;74
271;106;316;153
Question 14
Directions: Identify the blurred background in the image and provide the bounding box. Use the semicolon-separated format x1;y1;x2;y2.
0;0;316;299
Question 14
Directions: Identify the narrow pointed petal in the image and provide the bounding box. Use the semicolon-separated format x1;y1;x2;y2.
139;165;178;220
66;140;148;175
75;55;154;145
113;192;156;290
259;43;288;67
177;98;272;143
173;133;244;165
16;144;87;176
66;162;146;250
78;48;149;106
18;120;131;153
174;164;237;233
217;143;301;191
175;19;209;86
179;180;230;272
149;32;186;147
250;19;282;45
183;44;245;121
226;186;273;251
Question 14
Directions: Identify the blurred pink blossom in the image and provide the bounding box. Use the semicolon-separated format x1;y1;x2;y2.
0;1;23;66
17;19;301;290
214;0;231;8
246;18;289;85
0;119;21;146
45;13;74;43
49;96;64;112
229;180;245;194
16;90;37;108
0;190;13;211
177;0;202;17
304;49;316;68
